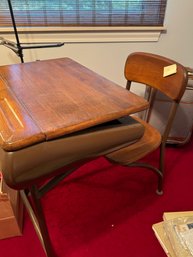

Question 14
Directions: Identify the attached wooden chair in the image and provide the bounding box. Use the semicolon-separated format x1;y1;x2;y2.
106;52;188;194
0;53;188;257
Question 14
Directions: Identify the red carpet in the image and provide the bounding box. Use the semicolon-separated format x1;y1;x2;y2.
1;137;193;257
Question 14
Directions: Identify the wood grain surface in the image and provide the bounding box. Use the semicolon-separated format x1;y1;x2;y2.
0;58;148;151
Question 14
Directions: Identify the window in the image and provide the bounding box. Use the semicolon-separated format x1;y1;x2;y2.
0;0;167;42
0;0;167;27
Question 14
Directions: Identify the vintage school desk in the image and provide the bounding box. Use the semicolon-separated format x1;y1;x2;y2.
0;58;148;257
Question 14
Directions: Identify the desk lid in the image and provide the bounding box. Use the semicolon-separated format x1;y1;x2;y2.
0;58;148;151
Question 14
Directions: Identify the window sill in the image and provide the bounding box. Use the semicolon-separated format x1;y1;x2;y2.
0;26;166;43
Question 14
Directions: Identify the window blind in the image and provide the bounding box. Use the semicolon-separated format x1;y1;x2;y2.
0;0;167;28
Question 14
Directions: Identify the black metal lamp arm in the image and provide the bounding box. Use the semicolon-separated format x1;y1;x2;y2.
2;0;64;63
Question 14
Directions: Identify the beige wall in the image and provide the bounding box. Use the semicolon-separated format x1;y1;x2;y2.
0;0;193;89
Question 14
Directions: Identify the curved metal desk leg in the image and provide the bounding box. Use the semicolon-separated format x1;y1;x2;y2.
20;186;57;257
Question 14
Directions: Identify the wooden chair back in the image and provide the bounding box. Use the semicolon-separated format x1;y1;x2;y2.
124;52;188;143
124;52;188;102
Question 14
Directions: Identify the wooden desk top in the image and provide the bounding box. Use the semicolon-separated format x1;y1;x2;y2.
0;58;148;151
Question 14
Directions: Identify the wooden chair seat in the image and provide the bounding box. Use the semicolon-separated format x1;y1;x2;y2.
106;116;161;165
